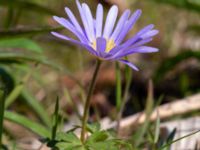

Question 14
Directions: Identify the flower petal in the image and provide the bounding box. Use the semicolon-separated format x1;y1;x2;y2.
119;60;139;71
115;9;142;45
140;30;159;39
53;16;88;43
96;4;103;38
76;0;93;42
65;7;84;35
82;3;95;40
51;32;97;55
110;9;131;41
111;24;155;53
103;5;118;39
113;46;159;59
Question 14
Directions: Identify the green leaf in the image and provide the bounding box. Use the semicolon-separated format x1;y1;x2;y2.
0;38;43;53
55;132;84;150
4;111;50;138
22;89;51;127
159;129;200;150
154;51;200;82
51;97;59;140
153;0;200;13
0;0;59;15
0;90;5;146
87;131;108;143
56;132;81;143
0;27;63;39
87;123;101;133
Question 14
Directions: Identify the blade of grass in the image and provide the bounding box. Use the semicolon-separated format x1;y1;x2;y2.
22;89;51;127
0;0;59;15
159;130;200;150
0;52;83;88
134;80;154;147
153;110;160;145
0;38;43;53
51;97;59;141
0;90;5;147
116;65;132;134
115;62;122;112
5;65;32;108
4;111;50;138
0;26;63;39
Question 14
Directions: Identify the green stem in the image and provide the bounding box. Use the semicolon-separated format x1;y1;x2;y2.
80;59;101;143
116;66;132;135
0;90;5;147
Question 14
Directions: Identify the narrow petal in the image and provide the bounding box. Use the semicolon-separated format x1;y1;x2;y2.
131;38;153;47
136;24;154;36
96;4;103;38
140;30;159;39
119;60;139;71
103;5;118;39
96;37;107;56
111;24;155;53
53;16;88;43
113;46;159;59
76;0;93;42
82;3;95;40
64;7;84;35
110;9;131;41
51;32;97;55
115;9;142;45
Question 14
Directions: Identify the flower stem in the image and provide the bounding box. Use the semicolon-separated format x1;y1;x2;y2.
81;59;101;143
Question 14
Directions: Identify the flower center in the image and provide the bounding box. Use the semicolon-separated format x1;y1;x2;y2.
106;39;115;52
92;39;116;53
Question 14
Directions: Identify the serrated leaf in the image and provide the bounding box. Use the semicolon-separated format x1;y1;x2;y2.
87;131;108;143
55;132;84;150
56;132;81;143
56;143;85;150
0;38;43;53
87;123;101;133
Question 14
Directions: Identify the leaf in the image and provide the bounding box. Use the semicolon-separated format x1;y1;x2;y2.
4;111;50;138
87;123;101;134
87;131;108;143
187;25;200;35
56;132;81;143
21;89;51;127
153;0;200;13
0;26;63;39
154;51;200;82
159;129;200;150
0;0;59;15
0;90;5;146
55;132;84;150
51;97;59;140
0;38;43;53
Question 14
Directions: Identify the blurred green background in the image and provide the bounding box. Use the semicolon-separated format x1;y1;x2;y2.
0;0;200;148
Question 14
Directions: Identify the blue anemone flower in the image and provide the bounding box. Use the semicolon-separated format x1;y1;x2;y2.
51;0;159;71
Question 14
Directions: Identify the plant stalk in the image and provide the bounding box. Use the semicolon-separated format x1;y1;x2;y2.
80;59;101;143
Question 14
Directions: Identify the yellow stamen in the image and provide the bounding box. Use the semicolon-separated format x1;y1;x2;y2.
92;39;116;53
106;39;115;52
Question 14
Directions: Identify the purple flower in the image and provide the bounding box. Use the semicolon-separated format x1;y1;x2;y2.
51;0;159;71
